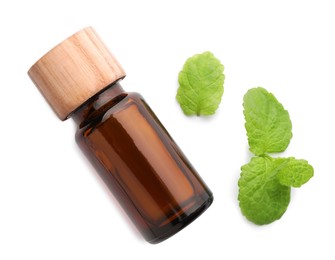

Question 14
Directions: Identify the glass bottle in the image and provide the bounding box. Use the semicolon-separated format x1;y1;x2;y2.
28;27;213;243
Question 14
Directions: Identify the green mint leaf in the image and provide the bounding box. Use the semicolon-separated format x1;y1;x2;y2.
238;156;291;225
176;51;224;116
243;87;293;156
277;157;314;188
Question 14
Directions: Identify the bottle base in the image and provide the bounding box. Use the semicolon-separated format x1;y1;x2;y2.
148;195;214;244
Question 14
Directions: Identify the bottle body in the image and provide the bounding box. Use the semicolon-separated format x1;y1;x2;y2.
74;83;213;243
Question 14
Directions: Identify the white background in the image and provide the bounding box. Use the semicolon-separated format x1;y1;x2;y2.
1;0;334;259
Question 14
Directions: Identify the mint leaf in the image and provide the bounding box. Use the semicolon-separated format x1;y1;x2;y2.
243;87;292;156
277;157;314;188
176;51;224;116
238;156;291;225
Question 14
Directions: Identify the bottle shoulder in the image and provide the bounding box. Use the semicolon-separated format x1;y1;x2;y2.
127;92;144;101
75;91;145;137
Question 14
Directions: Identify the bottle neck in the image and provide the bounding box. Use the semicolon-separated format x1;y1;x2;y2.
71;81;126;126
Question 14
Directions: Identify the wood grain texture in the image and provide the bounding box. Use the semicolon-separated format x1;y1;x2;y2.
28;27;126;120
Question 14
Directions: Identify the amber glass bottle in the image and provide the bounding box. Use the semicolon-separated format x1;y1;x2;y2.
28;27;213;243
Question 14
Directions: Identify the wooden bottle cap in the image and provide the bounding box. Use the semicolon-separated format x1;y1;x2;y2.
28;27;126;120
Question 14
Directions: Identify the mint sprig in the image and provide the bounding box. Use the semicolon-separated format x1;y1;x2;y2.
238;87;314;225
